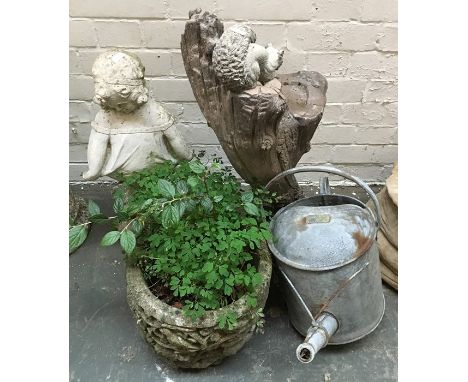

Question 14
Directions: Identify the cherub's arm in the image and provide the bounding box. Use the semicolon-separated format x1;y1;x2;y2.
82;130;109;180
163;125;193;161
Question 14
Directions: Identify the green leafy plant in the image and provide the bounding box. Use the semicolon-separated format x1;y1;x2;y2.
69;154;275;328
69;199;103;253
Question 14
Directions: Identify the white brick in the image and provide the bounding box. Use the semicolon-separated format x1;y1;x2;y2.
312;0;360;21
69;101;93;123
69;50;81;74
348;52;397;80
354;127;398;145
69;122;91;144
69;75;94;100
287;22;382;51
224;21;286;47
361;0;398;22
70;143;88;162
313;125;354;144
69;49;102;74
167;0;218;19
160;102;184;118
330;145;373;163
300;145;333;163
177;124;219;144
95;21;142;48
326;79;366;103
170;52;187;76
320;104;343;124
148;78;195;101
217;0;313;21
76;50;101;74
342;102;397;125
363;81;398;103
301;144;395;165
134;50;172;77
142;21;186;49
70;20;97;47
313;125;398;144
278;51;307;73
180;103;206;123
370;145;398;163
70;0;166;18
74;49;174;77
377;25;398;52
295;163;393;183
305;53;351;77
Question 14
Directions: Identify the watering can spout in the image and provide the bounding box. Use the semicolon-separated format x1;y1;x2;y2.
296;312;339;363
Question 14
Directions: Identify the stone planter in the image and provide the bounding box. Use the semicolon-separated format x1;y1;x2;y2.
126;243;272;368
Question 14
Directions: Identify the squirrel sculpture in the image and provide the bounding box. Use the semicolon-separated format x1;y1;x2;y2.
212;24;284;92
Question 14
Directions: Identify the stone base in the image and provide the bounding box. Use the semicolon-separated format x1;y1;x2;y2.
126;243;272;368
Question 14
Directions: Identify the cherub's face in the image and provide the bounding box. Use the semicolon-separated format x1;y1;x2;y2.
93;82;146;113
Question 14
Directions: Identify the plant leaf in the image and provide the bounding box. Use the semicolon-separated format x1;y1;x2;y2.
88;199;101;216
176;180;189;195
241;192;254;203
202;262;214;273
189;160;205;174
101;231;121;246
120;230;136;254
224;284;233;296
69;225;88;253
213;195;223;203
174;200;187;219
89;213;108;224
161;205;180;228
243;202;259;216
252;273;263;287
140;198;153;210
187;176;199;189
157;179;176;198
247;295;257;308
219;265;229;277
131;220;143;236
201;197;213;213
218;314;227;329
113;197;124;213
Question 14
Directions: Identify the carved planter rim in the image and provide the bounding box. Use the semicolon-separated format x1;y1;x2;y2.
126;242;272;328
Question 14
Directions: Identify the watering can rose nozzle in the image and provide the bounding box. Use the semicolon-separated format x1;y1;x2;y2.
296;312;339;364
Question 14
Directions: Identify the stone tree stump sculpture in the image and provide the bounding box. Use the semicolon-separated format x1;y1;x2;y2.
181;9;327;204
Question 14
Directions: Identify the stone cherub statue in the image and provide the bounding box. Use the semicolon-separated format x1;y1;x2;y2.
83;50;192;180
212;24;284;92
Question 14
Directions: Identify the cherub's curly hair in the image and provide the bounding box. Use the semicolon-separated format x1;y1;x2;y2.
92;50;149;112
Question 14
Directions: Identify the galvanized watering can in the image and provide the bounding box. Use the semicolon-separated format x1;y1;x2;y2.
266;166;385;363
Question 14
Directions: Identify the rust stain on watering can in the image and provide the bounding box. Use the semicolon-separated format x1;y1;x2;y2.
352;231;373;258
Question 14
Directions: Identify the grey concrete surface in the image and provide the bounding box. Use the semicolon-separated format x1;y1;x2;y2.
70;184;397;382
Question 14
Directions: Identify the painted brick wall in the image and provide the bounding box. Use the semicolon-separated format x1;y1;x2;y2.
69;0;398;183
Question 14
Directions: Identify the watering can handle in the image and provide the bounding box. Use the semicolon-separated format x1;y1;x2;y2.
266;165;381;229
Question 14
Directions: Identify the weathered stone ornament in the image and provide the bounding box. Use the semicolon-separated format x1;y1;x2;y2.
212;24;284;91
126;244;272;368
83;50;192;181
181;9;327;205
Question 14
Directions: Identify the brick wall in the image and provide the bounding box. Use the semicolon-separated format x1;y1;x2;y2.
69;0;398;183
